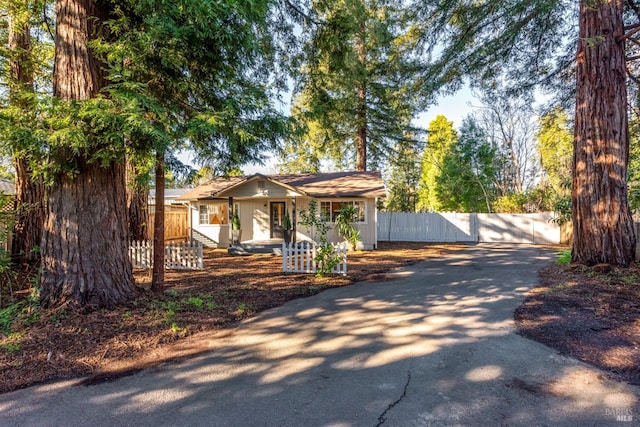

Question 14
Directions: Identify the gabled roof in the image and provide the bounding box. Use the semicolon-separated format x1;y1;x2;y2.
177;171;386;200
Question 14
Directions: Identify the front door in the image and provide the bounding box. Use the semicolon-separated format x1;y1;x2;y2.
270;202;285;239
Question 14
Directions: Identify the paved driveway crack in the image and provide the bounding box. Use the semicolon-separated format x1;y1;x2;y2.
375;371;411;426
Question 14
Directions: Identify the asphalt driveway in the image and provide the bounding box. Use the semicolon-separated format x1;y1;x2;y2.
1;244;638;426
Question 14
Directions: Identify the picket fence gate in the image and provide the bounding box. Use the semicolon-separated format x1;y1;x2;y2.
129;240;204;270
282;241;348;276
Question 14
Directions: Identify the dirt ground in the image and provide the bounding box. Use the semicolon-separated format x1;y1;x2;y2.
1;242;639;394
515;261;640;386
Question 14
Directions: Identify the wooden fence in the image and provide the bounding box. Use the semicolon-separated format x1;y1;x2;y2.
129;240;203;270
378;212;569;244
282;241;348;275
148;205;189;241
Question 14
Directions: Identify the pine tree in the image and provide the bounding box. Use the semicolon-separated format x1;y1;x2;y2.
286;0;421;172
384;139;422;212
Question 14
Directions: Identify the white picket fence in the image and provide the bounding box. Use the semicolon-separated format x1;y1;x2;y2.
129;240;204;270
282;241;348;276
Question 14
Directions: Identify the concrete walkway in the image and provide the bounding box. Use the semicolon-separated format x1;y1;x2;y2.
1;244;638;426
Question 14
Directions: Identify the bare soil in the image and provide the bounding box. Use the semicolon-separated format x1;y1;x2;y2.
515;261;640;385
2;243;639;394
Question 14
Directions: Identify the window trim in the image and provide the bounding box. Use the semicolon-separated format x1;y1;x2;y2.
198;203;229;226
319;199;366;224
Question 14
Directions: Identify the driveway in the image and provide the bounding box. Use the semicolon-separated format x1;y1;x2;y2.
1;244;638;426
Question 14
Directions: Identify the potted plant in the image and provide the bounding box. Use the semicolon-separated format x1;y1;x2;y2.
283;210;292;244
231;209;242;244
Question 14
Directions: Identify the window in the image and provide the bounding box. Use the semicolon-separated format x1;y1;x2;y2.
319;200;365;223
198;203;229;225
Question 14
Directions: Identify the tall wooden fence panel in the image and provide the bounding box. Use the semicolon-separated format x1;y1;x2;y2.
378;212;563;244
148;205;189;241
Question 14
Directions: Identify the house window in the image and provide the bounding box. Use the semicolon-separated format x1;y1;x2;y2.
319;200;365;223
199;203;229;225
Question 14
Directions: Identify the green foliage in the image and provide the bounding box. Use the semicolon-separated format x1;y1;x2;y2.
232;208;241;230
297;199;341;276
297;199;331;243
628;106;640;211
414;1;575;98
314;243;342;277
435;116;497;212
282;0;423;171
556;250;572;266
537;108;573;196
283;210;292;230
98;0;292;173
334;204;360;250
493;188;553;213
383;139;422;212
418;115;458;211
0;287;40;336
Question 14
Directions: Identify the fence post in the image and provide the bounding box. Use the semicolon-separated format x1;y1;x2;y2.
282;242;287;273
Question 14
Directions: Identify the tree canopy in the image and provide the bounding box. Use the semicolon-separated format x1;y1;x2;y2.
281;0;422;172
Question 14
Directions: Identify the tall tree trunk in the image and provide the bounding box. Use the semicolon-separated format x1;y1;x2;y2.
40;0;136;308
355;22;367;172
572;0;635;266
8;11;45;263
126;159;149;242
151;151;165;292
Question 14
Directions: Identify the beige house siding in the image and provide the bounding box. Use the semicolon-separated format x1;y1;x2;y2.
191;196;378;249
294;197;377;250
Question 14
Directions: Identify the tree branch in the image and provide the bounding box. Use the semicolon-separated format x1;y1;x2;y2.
282;0;321;26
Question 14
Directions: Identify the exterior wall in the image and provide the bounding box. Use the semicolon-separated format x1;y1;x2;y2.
190;204;230;248
294;197;377;250
226;179;298;198
190;196;379;249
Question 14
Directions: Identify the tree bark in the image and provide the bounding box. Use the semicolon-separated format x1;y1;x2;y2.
12;159;45;263
8;11;45;263
151;151;165;292
40;0;136;308
572;0;636;266
355;22;367;172
126;160;149;242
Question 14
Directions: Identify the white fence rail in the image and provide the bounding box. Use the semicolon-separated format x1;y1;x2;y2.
129;240;204;270
378;212;564;244
282;241;348;275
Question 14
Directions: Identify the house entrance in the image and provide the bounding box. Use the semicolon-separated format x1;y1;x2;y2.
270;202;285;239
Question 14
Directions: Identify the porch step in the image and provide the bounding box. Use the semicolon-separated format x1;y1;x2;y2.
227;243;283;255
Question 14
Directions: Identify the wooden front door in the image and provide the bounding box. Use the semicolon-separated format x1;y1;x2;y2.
270;202;285;239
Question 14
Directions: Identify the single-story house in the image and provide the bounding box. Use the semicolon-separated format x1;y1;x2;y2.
176;171;387;250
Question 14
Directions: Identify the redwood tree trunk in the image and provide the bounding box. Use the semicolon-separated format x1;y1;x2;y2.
8;12;45;263
12;159;45;263
40;162;134;308
126;160;149;242
151;151;165;292
572;0;636;266
40;0;136;308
